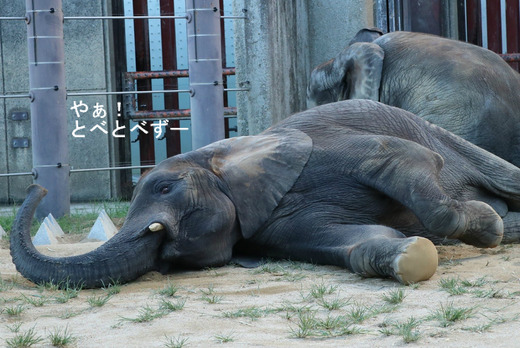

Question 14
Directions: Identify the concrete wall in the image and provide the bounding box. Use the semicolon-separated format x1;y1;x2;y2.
233;0;310;135
233;0;373;135
0;0;118;203
308;0;374;69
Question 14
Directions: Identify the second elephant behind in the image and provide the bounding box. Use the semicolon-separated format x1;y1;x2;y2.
308;28;520;167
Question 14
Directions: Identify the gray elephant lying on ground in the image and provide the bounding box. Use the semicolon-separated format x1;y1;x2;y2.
10;100;520;288
308;28;520;167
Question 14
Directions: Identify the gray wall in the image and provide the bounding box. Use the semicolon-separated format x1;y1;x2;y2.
0;0;118;203
233;0;373;135
233;0;310;135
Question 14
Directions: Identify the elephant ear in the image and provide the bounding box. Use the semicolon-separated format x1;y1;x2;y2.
336;42;385;101
208;128;312;239
308;41;384;105
348;27;384;45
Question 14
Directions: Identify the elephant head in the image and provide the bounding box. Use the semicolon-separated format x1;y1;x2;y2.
10;129;312;288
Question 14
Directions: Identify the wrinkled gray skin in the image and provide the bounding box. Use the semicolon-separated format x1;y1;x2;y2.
10;100;520;288
308;28;520;167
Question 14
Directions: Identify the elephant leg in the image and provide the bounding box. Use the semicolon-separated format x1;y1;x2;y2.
349;135;503;248
252;224;438;284
307;42;384;106
501;212;520;243
348;233;438;284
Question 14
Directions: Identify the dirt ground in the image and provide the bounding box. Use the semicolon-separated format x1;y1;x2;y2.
1;236;520;347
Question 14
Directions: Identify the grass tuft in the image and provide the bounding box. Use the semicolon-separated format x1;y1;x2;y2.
87;294;111;308
5;327;43;348
163;335;189;348
48;326;77;347
430;302;475;327
381;288;407;304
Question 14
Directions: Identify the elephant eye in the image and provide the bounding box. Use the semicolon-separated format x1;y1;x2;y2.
161;186;171;194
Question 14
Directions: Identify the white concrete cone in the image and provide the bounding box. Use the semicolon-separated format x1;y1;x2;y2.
43;213;64;236
87;209;117;241
33;220;59;246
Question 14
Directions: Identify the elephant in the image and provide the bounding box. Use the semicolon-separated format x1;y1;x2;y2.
307;28;520;167
10;99;520;288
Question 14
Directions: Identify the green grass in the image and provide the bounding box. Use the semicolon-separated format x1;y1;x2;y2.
289;310;363;338
5;322;23;333
214;333;235;343
317;296;349;311
21;294;48;307
54;287;81;304
309;282;337;299
48;326;77;347
99;279;122;296
430;302;475;327
121;305;165;323
381;288;407;304
87;294;111;307
345;303;376;324
120;299;185;324
223;306;273;320
438;277;468;295
394;317;422;343
200;285;223;304
290;311;318;338
251;261;306;282
5;327;43;348
158;281;180;297
159;298;186;312
0;278;15;292
3;304;26;317
163;335;189;348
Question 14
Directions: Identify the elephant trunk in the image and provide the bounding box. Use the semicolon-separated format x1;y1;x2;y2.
10;185;163;288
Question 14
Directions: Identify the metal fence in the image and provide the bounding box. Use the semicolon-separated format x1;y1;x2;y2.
0;0;248;218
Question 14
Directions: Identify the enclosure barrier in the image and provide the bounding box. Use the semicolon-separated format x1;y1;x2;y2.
0;1;249;218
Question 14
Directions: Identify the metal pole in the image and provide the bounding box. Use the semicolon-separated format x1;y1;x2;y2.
185;0;225;149
26;0;70;219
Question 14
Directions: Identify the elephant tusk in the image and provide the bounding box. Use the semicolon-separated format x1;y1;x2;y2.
148;223;165;232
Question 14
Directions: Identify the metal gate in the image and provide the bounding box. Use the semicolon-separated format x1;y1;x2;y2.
458;0;520;71
375;0;520;70
119;0;239;183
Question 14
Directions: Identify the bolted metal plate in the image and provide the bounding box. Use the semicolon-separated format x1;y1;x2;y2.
11;111;29;121
12;138;30;148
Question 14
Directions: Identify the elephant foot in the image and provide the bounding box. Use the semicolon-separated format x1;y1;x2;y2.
457;201;503;248
392;237;438;284
502;212;520;244
424;200;503;248
348;236;438;284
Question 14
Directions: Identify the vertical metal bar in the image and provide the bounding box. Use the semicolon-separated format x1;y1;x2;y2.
505;0;520;70
185;0;224;149
485;0;501;52
374;0;389;33
466;0;482;46
26;0;70;219
457;0;468;41
133;0;155;168
160;0;182;157
219;0;230;139
388;0;396;32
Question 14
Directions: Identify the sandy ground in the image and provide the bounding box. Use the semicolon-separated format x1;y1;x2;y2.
1;236;520;347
